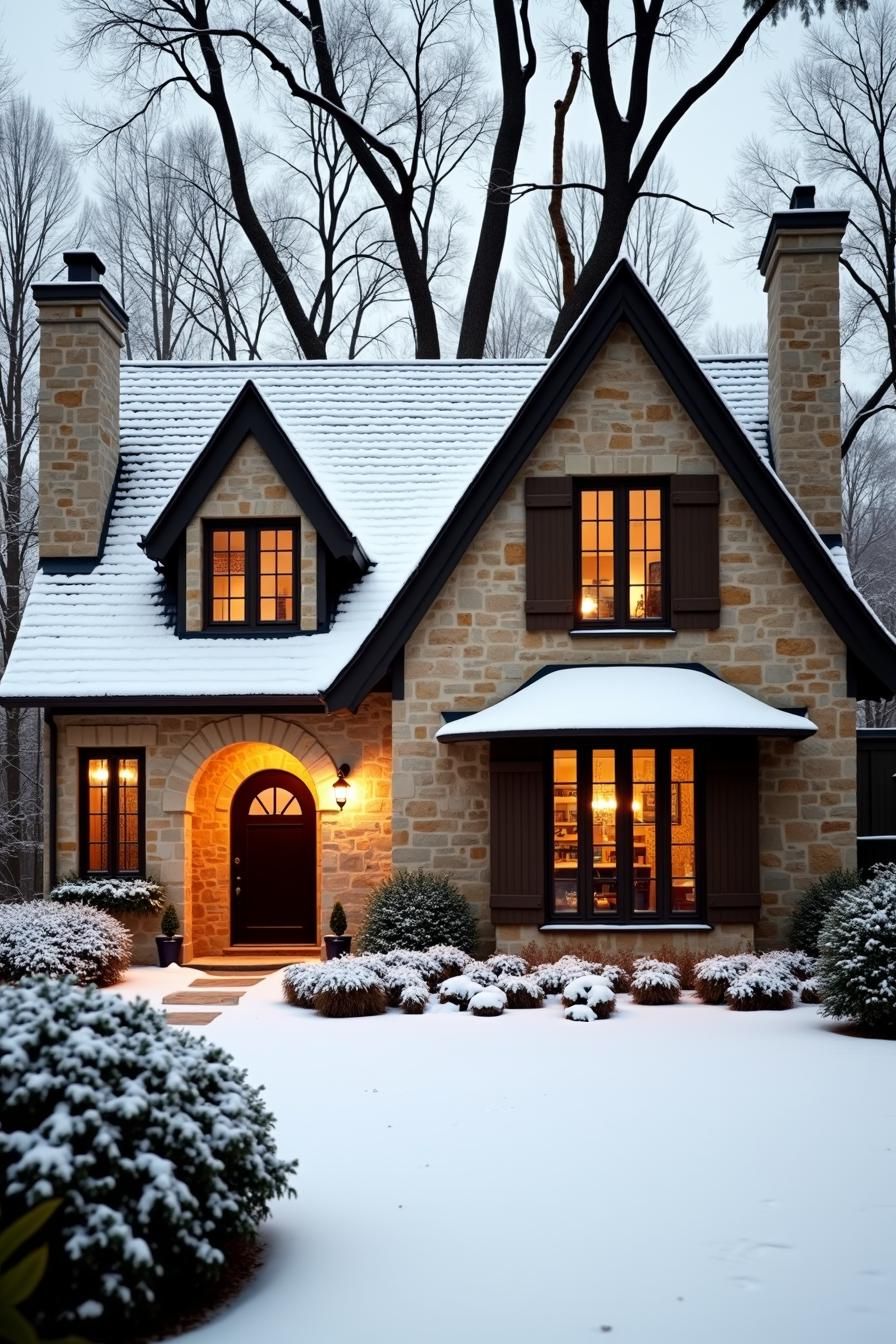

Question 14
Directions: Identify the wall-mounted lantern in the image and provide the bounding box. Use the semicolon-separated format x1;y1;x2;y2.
333;763;352;810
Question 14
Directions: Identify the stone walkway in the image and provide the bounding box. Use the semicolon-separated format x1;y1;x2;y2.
163;973;266;1026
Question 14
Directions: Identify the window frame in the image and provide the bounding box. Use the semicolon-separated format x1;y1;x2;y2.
575;478;670;629
78;748;146;878
203;518;302;632
545;738;703;924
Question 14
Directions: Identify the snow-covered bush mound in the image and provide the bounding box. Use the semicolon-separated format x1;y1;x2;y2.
694;954;756;1005
763;949;815;981
0;901;131;986
282;962;326;1007
0;977;295;1338
497;974;544;1009
725;965;794;1012
381;948;443;989
460;960;498;986
817;865;896;1032
790;868;860;956
438;975;483;1011
631;958;680;1006
468;988;507;1017
561;974;611;1008
599;963;631;993
487;953;529;977
533;956;595;995
359;870;476;953
313;961;386;1018
565;1004;597;1023
400;982;429;1014
382;965;428;1008
800;977;821;1005
425;944;470;978
586;982;616;1019
48;875;166;916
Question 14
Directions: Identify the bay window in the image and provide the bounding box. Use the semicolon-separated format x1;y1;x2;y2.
550;743;697;922
79;750;145;876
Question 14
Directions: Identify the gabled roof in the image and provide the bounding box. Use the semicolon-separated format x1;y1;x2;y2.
142;380;368;570
326;260;896;708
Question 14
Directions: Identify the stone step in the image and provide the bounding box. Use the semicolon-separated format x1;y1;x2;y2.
162;990;245;1006
189;954;319;973
189;976;263;989
165;1011;221;1026
221;944;320;956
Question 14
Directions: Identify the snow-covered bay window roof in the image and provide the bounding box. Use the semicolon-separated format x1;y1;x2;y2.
435;665;817;741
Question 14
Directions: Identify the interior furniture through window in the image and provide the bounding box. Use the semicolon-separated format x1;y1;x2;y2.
206;522;299;629
578;482;666;626
79;750;146;876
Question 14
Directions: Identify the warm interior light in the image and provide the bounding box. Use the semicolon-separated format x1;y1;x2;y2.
590;794;641;813
580;595;597;617
333;763;351;810
88;760;109;786
118;762;137;785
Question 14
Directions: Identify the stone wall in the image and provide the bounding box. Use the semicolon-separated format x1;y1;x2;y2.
392;323;856;951
53;700;392;961
184;434;318;631
35;298;124;558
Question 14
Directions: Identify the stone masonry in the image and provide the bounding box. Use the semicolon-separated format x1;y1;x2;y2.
392;323;856;953
34;298;124;558
184;434;318;631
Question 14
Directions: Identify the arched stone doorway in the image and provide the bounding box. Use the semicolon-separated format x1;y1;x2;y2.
231;769;317;944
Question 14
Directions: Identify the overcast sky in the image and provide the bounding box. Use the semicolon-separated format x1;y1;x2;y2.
1;1;813;335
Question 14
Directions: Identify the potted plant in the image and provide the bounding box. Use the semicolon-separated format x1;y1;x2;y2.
324;902;351;959
156;903;184;967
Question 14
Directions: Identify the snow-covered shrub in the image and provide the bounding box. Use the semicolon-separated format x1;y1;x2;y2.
354;951;391;978
358;870;476;954
561;973;611;1008
381;947;442;989
817;865;896;1032
382;965;427;1008
533;956;594;995
468;988;507;1017
725;965;794;1011
400;982;429;1015
312;961;386;1018
693;955;754;1005
48;874;166;916
497;974;544;1009
438;975;483;1011
0;901;131;986
630;959;680;1006
599;963;630;993
487;953;529;977
425;944;470;978
0;977;295;1339
800;977;821;1005
763;949;814;981
460;960;497;986
565;1004;597;1023
282;962;326;1007
790;868;860;956
586;983;616;1019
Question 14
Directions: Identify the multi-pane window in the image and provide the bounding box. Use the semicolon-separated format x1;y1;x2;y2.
550;744;697;921
206;522;299;629
80;751;145;876
579;482;666;626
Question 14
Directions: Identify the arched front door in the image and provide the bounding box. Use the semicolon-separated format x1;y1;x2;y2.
230;769;316;944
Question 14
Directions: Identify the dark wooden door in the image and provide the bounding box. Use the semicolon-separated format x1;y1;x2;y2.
231;769;316;944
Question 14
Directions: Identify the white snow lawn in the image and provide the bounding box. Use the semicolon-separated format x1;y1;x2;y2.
114;967;896;1344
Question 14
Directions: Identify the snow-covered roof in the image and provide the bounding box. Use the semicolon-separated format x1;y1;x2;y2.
435;666;817;740
0;353;770;703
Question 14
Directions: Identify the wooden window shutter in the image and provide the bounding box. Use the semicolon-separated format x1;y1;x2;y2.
490;752;545;926
524;476;574;631
703;737;761;925
670;475;720;629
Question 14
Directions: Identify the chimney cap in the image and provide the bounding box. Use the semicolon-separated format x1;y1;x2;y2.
789;184;816;210
63;251;106;283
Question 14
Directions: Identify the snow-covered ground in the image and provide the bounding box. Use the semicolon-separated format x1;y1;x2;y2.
111;968;895;1344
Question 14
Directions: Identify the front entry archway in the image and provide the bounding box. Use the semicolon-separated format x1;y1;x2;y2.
231;769;317;944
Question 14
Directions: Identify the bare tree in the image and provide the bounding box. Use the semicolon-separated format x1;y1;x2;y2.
521;144;710;339
843;414;896;726
483;275;551;357
0;97;79;894
70;0;860;360
700;321;768;355
731;0;896;456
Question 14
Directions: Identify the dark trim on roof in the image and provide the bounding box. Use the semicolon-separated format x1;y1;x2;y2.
324;260;896;709
857;728;896;738
141;380;369;570
757;209;850;276
32;281;129;331
1;695;327;713
39;458;123;575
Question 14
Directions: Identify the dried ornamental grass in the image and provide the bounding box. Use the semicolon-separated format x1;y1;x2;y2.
438;975;484;1010
282;962;326;1008
561;974;612;1008
693;955;754;1005
468;988;507;1017
497;974;544;1009
763;949;815;981
400;982;429;1014
487;953;530;977
313;962;387;1018
599;963;631;993
586;983;616;1019
725;966;794;1012
533;956;595;995
630;959;681;1006
565;1004;597;1023
426;944;471;978
382;966;428;1008
382;948;443;989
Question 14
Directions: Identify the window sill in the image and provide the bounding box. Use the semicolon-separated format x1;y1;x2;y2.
539;923;712;933
568;628;676;638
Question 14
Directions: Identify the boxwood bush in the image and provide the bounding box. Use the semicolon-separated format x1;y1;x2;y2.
789;868;860;956
0;977;296;1340
818;864;896;1032
0;900;131;986
48;874;166;916
358;870;476;954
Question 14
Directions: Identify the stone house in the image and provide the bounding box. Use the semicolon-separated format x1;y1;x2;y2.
4;190;895;964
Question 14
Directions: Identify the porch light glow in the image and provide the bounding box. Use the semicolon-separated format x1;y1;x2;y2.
333;764;351;810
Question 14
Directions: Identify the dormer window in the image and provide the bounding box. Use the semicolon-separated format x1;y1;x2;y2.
206;522;299;629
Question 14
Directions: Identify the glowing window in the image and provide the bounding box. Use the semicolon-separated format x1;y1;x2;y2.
578;484;666;625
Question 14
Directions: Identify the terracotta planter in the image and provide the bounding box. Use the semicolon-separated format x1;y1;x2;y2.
156;935;184;968
324;935;352;960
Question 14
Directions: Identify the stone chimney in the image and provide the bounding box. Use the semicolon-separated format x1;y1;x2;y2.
758;186;849;536
33;252;128;559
